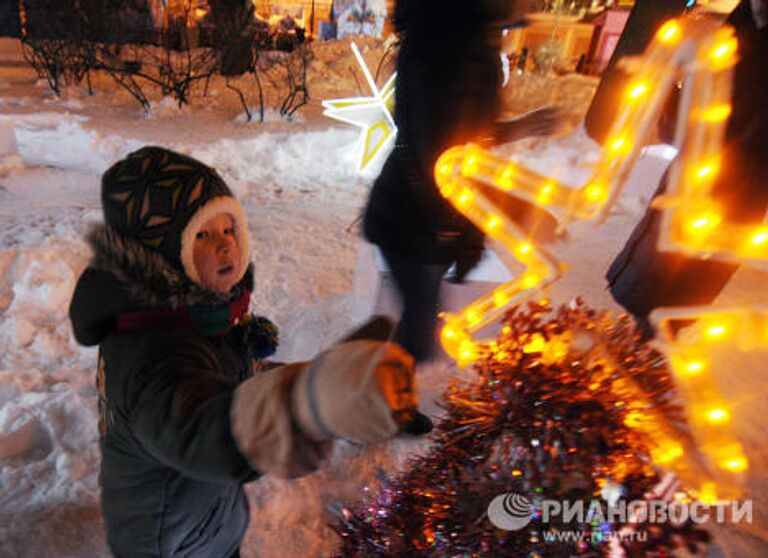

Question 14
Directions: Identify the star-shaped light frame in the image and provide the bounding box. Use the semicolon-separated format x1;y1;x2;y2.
322;43;397;171
436;17;757;500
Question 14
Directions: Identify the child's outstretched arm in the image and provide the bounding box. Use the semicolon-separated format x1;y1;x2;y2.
231;339;422;478
123;334;421;481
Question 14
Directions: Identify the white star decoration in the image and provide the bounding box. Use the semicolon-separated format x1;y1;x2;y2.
322;43;397;171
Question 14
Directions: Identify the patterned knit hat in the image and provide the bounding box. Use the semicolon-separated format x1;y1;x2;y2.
101;146;250;287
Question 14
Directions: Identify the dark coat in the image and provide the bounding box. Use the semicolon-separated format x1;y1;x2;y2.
606;1;768;320
69;226;259;558
363;0;497;264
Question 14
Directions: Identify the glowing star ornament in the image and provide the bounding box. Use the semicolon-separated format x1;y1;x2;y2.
322;43;397;171
435;150;566;366
435;16;754;499
434;16;739;364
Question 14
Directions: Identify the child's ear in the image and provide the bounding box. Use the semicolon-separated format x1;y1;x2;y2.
339;315;396;344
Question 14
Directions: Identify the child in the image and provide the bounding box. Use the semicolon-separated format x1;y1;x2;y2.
69;146;425;557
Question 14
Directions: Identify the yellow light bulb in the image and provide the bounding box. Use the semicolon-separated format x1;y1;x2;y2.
537;182;555;205
684;360;705;375
750;228;768;245
517;242;532;255
710;38;737;62
721;457;748;473
466;310;480;326
707;408;729;423
486;215;501;231
657;20;681;44
457;190;473;207
584;184;605;203
443;326;456;339
627;82;648;99
521;271;541;289
695;162;719;179
701;104;732;122
459;339;477;362
706;325;726;338
692;216;710;228
498;166;515;190
493;290;510;308
687;212;721;234
462;156;479;176
610;136;630;153
712;44;730;59
439;181;455;197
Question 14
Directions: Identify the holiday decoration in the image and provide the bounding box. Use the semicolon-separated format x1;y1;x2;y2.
435;17;739;365
333;301;710;556
322;42;396;171
641;15;768;504
648;306;755;502
435;16;752;499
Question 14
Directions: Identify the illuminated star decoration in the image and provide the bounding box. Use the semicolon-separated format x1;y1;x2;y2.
322;43;397;171
435;17;753;500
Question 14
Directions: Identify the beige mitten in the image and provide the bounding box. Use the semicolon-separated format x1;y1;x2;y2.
292;339;418;444
230;339;420;477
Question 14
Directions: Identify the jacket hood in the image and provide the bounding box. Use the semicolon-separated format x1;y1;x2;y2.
70;224;253;346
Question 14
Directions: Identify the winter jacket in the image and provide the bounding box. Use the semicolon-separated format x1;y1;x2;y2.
70;225;262;558
606;0;768;319
363;0;496;264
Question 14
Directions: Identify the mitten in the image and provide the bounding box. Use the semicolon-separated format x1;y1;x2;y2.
230;322;430;478
244;315;279;359
292;340;423;444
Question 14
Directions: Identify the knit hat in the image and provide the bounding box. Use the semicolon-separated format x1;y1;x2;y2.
101;146;250;288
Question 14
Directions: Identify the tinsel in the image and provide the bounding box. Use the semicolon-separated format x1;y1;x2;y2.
332;300;710;557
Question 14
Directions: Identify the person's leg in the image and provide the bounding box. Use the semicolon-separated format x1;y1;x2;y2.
379;246;450;363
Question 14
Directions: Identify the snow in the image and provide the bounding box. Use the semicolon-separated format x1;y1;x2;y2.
0;35;766;557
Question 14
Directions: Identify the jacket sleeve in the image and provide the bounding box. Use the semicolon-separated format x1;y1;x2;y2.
230;362;331;479
125;341;323;483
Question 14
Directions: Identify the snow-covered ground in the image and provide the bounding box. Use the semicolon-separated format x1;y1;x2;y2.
0;36;766;557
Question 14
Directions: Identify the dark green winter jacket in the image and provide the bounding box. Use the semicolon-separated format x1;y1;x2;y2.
69;225;260;558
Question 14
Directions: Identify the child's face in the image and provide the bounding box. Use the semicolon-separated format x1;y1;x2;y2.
193;213;240;294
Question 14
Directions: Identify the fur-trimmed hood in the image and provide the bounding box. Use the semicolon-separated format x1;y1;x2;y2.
70;224;253;346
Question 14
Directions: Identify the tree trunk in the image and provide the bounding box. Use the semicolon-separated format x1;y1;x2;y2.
584;0;690;145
